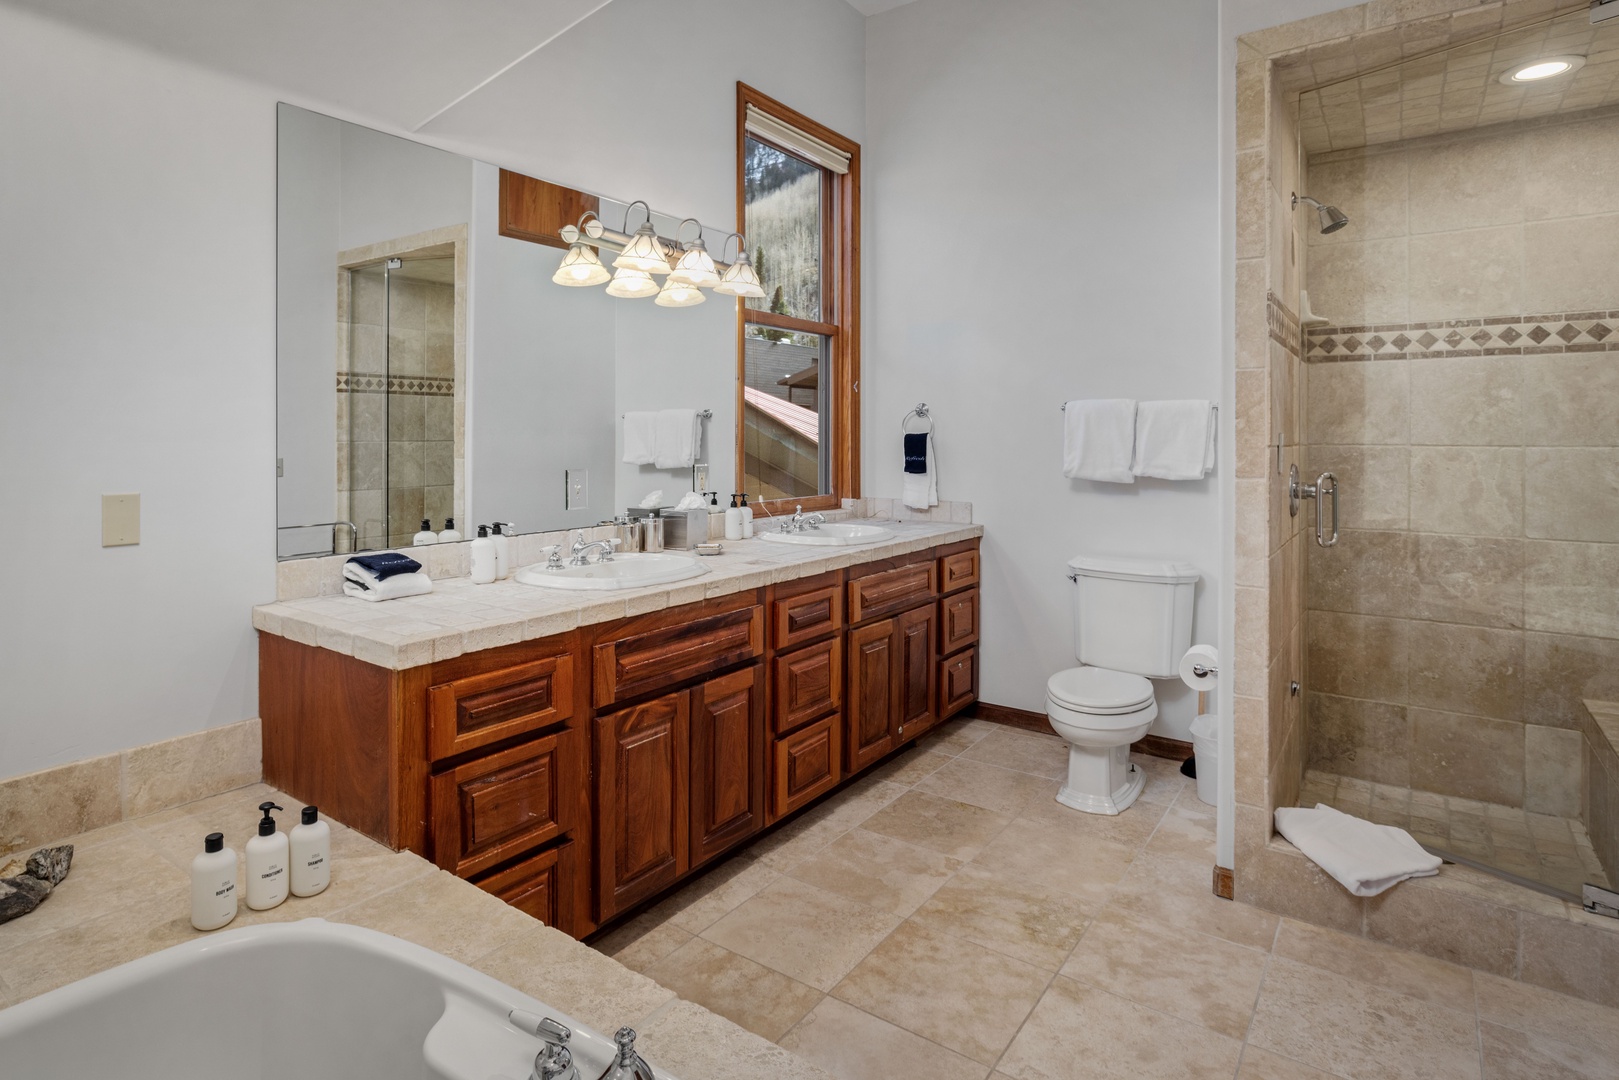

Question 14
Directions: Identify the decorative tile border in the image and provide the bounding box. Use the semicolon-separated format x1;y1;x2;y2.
337;373;456;397
1306;312;1619;362
1267;291;1301;358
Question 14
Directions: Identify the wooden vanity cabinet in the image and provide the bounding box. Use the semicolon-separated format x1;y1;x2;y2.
935;542;981;722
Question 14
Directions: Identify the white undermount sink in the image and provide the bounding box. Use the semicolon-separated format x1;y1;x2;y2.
757;522;896;547
514;551;708;591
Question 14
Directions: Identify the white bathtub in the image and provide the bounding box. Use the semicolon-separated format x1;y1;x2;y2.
0;918;661;1080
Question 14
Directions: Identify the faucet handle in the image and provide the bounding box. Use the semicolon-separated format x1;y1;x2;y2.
509;1010;571;1045
596;1027;654;1080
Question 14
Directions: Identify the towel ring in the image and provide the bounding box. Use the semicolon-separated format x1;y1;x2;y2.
901;403;933;435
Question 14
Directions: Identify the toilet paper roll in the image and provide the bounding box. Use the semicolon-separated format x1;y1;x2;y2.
1179;644;1220;690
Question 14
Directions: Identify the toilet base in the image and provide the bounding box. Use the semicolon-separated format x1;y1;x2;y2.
1055;743;1144;816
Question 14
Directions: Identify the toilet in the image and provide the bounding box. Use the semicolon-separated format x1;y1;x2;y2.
1047;553;1199;815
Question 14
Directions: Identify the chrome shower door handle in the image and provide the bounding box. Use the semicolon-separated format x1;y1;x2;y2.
1314;471;1338;548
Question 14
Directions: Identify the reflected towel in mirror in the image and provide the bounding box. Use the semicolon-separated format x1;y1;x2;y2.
622;411;657;465
653;408;698;469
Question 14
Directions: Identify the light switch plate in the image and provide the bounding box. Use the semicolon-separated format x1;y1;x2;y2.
565;469;588;511
102;493;140;547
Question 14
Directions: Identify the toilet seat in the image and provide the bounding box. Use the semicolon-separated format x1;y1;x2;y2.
1046;666;1154;715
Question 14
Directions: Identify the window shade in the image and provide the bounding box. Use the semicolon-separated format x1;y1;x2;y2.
745;105;851;175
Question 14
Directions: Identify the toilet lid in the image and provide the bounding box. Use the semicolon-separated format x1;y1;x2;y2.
1047;667;1154;714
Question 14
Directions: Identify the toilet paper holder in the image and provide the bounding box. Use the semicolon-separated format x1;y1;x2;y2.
1190;661;1218;680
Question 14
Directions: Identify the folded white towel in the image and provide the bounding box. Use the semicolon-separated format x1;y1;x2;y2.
903;432;938;510
1063;399;1137;483
342;566;434;602
622;411;658;465
653;408;698;469
1274;803;1442;897
1133;399;1215;480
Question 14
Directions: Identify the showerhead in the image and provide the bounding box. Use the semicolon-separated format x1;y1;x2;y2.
1294;193;1350;234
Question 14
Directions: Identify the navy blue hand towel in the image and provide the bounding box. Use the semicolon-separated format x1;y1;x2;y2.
346;552;423;580
904;432;929;475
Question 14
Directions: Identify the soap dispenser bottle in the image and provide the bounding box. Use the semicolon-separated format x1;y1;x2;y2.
244;802;288;911
437;518;462;543
189;831;238;931
412;519;438;546
739;493;755;539
470;526;497;584
724;495;743;541
490;522;513;579
289;805;330;897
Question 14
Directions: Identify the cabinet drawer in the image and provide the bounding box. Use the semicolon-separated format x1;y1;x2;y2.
770;714;842;823
431;734;564;879
939;588;980;655
939;549;980;594
772;581;843;651
773;637;842;735
593;605;764;708
474;839;574;932
428;654;574;761
848;563;936;623
938;647;978;720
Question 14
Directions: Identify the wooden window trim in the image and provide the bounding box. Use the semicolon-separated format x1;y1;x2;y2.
736;82;860;516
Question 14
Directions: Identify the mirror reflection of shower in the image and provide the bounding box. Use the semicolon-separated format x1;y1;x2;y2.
1293;193;1349;234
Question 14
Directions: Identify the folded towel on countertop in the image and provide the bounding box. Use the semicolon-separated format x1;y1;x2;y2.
1132;399;1216;481
1062;399;1137;483
902;432;938;510
622;411;657;465
345;552;422;581
1273;803;1441;897
653;408;699;469
343;570;434;602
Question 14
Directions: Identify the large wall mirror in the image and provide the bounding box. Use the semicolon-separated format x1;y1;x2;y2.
275;103;737;559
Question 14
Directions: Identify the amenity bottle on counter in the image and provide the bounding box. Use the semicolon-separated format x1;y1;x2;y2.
189;832;238;931
739;493;754;538
437;518;461;543
470;526;497;584
412;519;438;546
491;522;511;579
245;802;288;911
724;495;743;541
289;805;330;898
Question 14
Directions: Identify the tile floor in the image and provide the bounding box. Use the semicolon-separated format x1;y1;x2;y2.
1301;768;1610;896
593;716;1619;1080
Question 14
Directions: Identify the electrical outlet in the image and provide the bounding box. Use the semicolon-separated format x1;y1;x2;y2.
565;469;589;510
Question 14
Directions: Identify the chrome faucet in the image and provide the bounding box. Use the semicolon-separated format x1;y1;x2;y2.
570;533;620;566
595;1028;654;1080
785;505;825;532
508;1011;579;1080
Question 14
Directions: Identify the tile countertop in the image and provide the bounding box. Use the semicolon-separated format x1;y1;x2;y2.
253;519;984;671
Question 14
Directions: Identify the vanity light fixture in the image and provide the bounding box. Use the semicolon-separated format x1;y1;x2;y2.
668;219;721;288
612;201;674;275
712;233;767;299
655;274;706;307
606;266;660;299
554;206;755;306
551;234;611;287
1500;55;1586;83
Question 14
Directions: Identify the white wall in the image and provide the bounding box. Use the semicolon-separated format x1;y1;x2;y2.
334;122;471;252
863;0;1224;740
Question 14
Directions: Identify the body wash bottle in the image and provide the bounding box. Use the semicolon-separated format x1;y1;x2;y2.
244;802;288;911
412;519;438;546
471;526;497;584
190;832;238;931
289;805;330;897
437;518;462;543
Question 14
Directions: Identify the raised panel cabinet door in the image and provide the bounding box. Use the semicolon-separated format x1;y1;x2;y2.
474;839;574;934
770;714;842;823
938;588;980;656
427;654;574;761
939;548;980;594
896;604;938;741
594;691;689;920
939;646;978;719
593;605;764;708
772;636;842;735
430;734;565;879
846;618;899;772
689;665;766;869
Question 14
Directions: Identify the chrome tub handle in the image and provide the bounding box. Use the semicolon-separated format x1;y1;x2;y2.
1289;465;1340;548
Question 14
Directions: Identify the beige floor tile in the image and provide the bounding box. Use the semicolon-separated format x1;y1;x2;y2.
1109;852;1279;950
0;888;196;1000
909;863;1092;970
1474;972;1619;1060
636;998;835;1080
914;756;1061;816
1061;907;1269;1039
1236;1046;1342;1079
997;975;1244;1080
1478;1020;1619;1080
590;910;696;973
474;922;674;1037
746;777;908;873
969;815;1138;901
961;727;1069;779
787;827;962;917
859;790;1012;861
644;937;822;1041
0;828;186;950
1133;753;1192;805
916;716;998;756
1272;918;1475;1013
646;852;782;933
1248;957;1481;1080
832;920;1051;1065
330;869;535;964
1145;800;1219;864
1018;782;1170;847
866;747;954;787
779;996;990;1080
700;876;899;991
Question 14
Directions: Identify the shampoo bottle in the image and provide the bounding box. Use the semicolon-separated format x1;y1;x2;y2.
289;805;330;898
739;493;754;539
437;518;462;543
471;526;497;584
490;522;511;579
189;832;238;931
412;519;438;546
244;802;288;911
724;495;743;541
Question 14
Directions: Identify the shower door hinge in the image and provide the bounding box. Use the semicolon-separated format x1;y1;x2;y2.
1584;883;1619;919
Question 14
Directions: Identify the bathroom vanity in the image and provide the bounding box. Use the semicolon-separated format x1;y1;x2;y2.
256;525;980;939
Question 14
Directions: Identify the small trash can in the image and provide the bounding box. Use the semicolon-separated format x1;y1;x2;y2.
1189;713;1219;807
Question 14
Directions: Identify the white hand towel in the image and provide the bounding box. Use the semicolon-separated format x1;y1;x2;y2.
1273;804;1442;897
653;408;698;469
622;411;657;465
903;433;938;510
342;570;434;602
1132;399;1215;481
1062;399;1137;483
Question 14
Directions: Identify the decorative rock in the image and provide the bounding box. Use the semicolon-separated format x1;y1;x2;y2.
27;844;74;886
0;875;51;923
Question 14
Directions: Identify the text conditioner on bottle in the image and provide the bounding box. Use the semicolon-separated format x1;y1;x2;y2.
244;802;289;910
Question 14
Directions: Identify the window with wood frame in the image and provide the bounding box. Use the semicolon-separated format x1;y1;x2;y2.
736;83;859;512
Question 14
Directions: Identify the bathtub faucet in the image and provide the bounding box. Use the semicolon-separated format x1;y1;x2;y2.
509;1010;579;1080
596;1027;655;1080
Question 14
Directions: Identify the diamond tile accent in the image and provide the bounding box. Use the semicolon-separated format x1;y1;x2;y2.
1556;323;1581;343
1365;335;1387;352
1590;323;1612;342
1417;332;1439;349
1319;337;1338;353
1391;334;1411;350
1304;311;1619;363
1498;327;1521;344
1444;331;1464;347
1469;330;1492;346
1527;325;1552;344
1343;336;1363;353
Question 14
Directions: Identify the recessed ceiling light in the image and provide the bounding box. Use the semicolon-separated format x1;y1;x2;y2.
1500;55;1586;84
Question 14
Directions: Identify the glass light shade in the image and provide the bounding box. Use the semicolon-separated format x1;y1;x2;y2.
713;253;767;299
552;243;610;287
613;223;673;274
654;276;706;308
605;266;659;298
669;239;721;288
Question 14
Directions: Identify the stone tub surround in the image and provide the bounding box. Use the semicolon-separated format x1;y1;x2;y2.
1581;699;1619;886
0;783;833;1080
257;519;983;671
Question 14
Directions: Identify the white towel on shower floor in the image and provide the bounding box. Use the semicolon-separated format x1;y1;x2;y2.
1132;399;1215;480
622;411;658;465
653;408;699;469
1274;803;1441;897
1062;398;1137;483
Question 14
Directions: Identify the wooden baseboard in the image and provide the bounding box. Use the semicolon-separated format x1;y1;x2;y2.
1213;865;1234;900
973;702;1193;762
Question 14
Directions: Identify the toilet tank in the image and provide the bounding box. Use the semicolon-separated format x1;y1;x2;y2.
1068;553;1199;679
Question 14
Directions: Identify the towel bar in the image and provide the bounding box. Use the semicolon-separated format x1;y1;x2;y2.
1061;402;1218;416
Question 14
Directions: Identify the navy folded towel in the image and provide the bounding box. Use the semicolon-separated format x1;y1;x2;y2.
904;432;929;475
346;552;423;580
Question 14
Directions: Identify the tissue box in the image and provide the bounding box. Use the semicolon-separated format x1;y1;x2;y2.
627;507;709;549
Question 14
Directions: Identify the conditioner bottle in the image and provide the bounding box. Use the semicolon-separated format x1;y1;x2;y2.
244;802;289;911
